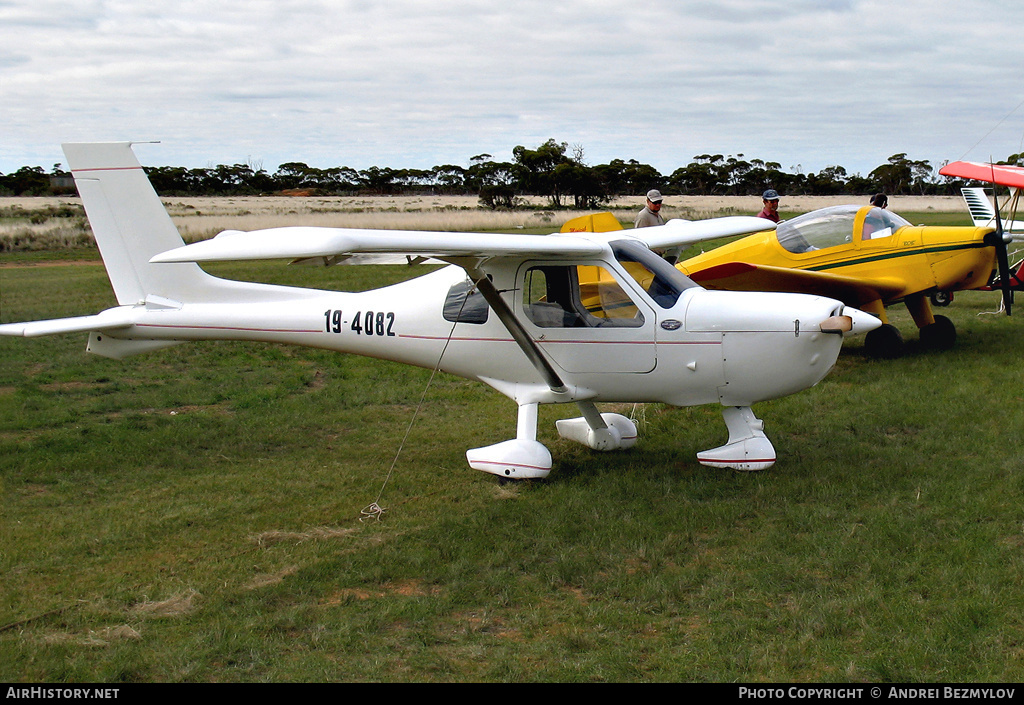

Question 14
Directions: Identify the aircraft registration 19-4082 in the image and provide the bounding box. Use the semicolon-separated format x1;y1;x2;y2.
0;143;881;479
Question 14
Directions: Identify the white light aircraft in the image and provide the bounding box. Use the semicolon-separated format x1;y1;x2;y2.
0;143;881;478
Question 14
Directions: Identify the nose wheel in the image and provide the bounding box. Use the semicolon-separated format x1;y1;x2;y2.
864;323;904;359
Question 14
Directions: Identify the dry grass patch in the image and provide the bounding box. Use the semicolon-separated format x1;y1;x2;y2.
245;566;300;590
322;580;442;604
249;526;357;546
41;625;142;648
130;590;199;618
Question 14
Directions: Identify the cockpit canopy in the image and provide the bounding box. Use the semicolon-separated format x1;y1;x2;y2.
776;205;911;254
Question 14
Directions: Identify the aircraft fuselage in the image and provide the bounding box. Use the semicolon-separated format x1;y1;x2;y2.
89;254;851;411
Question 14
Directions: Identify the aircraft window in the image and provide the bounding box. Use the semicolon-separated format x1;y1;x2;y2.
861;207;910;240
610;239;698;308
523;265;644;328
776;205;861;253
443;279;489;324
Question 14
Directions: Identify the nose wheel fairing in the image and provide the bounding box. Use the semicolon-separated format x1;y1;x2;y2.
696;406;776;472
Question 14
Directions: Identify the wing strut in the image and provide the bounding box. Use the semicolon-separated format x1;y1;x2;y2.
467;268;570;395
467;269;613;434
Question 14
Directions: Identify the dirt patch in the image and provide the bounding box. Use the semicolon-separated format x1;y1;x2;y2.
321;580;442;605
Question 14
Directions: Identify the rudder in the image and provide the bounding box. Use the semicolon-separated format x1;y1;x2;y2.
63;142;215;305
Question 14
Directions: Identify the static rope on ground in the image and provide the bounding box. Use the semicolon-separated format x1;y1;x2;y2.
358;279;475;522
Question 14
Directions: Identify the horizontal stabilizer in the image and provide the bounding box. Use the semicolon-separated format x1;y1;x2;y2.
0;309;135;338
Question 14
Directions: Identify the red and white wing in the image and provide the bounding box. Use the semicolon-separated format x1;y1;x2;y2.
940;161;1024;189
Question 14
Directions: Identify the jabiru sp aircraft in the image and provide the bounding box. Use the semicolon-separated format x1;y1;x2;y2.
0;143;880;477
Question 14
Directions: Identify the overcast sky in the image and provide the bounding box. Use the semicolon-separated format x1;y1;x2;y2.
3;0;1024;180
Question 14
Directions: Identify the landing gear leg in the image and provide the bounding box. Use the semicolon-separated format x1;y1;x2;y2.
555;401;638;451
467;402;552;480
697;406;776;472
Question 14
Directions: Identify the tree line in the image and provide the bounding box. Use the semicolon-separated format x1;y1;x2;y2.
3;139;1022;208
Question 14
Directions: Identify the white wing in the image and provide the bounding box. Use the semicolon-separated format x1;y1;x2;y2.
633;216;775;250
151;227;604;265
151;216;775;266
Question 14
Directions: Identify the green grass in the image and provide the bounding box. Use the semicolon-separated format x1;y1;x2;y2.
2;224;1024;682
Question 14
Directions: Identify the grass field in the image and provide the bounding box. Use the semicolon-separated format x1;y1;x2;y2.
2;208;1024;682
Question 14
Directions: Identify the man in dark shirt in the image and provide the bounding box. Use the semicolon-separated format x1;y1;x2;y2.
757;189;781;223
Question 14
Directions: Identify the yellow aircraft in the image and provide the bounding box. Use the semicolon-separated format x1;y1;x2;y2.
564;204;1008;358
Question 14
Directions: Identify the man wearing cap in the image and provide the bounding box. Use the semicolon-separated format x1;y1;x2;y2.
635;189;666;228
757;189;781;223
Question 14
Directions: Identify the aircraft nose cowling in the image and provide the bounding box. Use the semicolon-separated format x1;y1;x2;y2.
684;290;848;405
685;290;848;334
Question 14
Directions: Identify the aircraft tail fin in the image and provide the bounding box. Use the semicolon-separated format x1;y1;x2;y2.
559;212;624;234
63;142;216;305
961;187;997;228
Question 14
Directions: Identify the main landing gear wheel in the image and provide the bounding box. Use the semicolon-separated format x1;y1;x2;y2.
930;291;952;307
919;314;956;351
864;323;904;359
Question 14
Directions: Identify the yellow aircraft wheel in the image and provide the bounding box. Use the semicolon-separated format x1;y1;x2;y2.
919;314;956;351
864;323;904;359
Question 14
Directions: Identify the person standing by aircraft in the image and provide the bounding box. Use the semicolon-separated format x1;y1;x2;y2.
757;189;781;223
870;193;888;209
635;189;666;228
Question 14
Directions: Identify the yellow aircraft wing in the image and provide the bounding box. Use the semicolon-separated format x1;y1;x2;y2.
685;261;906;308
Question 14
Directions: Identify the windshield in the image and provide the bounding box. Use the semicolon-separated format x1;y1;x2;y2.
776;205;911;253
611;239;699;308
861;207;911;240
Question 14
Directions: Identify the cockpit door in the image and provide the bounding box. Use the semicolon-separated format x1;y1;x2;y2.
517;261;657;373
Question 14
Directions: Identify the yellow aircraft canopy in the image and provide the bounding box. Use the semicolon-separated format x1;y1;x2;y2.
774;205;911;253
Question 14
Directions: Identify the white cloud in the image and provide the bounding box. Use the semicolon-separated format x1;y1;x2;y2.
3;0;1024;179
